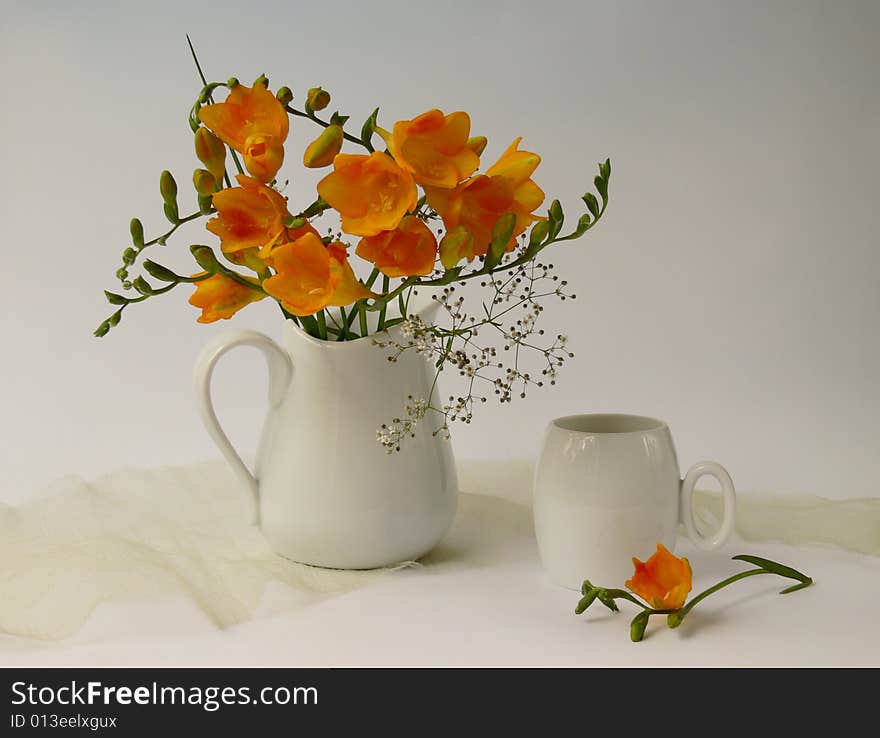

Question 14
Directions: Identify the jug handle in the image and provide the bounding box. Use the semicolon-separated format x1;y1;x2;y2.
193;330;292;508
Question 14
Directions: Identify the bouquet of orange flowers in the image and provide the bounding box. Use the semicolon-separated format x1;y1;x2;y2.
96;60;610;450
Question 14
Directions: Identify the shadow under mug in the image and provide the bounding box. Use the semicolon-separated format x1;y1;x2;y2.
533;414;736;590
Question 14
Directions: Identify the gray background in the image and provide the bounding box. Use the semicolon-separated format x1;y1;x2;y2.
1;0;877;501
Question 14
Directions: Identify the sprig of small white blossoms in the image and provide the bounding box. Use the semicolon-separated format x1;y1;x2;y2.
373;252;575;452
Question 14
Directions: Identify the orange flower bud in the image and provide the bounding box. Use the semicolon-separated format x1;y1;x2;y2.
303;124;344;168
388;109;480;188
466;135;488;156
206;174;290;256
198;84;289;183
188;272;265;323
307;86;331;111
625;544;693;611
194;127;227;184
192;168;217;197
262;233;373;316
425;137;545;258
276;86;293;106
317;152;417;237
356;216;438;277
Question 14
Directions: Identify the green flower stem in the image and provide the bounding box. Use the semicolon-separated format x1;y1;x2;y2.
186;36;234;188
209;259;266;292
340;269;381;339
376;275;390;331
297;197;332;220
284;105;373;151
668;569;773;627
94;273;213;337
358;300;369;337
315;309;328;340
398;292;407;321
365;222;599;313
119;210;208;283
337;307;350;341
576;554;813;641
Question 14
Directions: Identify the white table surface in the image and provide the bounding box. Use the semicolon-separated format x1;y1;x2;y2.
2;483;877;668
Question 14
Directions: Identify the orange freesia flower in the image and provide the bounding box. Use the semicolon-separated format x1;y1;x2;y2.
317;152;417;237
198;83;289;183
207;174;290;257
262;232;374;316
626;544;693;610
259;218;321;263
424;137;545;258
355;216;437;277
188;272;265;323
387;109;480;189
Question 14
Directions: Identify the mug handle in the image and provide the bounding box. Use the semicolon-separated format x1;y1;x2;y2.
680;461;736;550
193;330;292;511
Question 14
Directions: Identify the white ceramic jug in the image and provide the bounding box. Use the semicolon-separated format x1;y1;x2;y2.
194;311;458;569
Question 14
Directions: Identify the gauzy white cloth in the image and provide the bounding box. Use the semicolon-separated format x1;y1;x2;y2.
1;459;877;640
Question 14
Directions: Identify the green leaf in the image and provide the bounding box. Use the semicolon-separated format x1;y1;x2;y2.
130;218;145;249
107;308;123;327
732;555;812;584
547;199;564;240
582;192;600;219
132;277;154;296
360;107;380;152
297;313;320;336
779;580;813;595
104;291;128;305
93;320;110;338
143;260;182;282
484;213;516;270
599;158;611;181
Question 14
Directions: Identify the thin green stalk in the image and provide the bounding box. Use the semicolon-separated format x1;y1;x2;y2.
358;301;368;337
143;211;206;249
284;105;373;150
337;307;350;341
674;569;771;621
377;275;390;331
398;292;407;321
315;310;328;340
364;191;611;314
342;269;381;336
364;267;382;290
186;37;239;186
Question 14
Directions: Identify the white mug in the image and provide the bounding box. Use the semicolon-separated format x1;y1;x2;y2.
533;414;736;590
